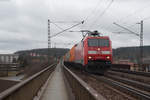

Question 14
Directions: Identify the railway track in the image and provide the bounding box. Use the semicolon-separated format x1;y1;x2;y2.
104;69;150;100
92;75;150;100
68;67;134;100
67;65;150;100
110;68;150;77
107;69;150;84
105;74;150;93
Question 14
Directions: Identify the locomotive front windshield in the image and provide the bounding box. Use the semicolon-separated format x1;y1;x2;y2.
88;39;109;47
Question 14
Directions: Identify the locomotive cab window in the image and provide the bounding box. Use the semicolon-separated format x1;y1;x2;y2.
88;39;109;47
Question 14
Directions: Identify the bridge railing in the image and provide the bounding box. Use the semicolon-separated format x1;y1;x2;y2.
63;65;105;100
0;63;56;100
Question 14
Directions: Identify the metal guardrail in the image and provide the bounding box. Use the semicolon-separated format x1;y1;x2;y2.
63;65;106;100
0;63;56;100
0;67;21;71
0;63;19;65
111;64;130;70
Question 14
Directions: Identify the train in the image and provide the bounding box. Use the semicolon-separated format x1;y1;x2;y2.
64;31;112;74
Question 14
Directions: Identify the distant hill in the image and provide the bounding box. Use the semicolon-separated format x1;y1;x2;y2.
113;45;150;63
14;48;69;58
14;48;69;77
14;46;150;64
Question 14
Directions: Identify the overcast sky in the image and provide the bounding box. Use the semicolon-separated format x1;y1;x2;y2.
0;0;150;53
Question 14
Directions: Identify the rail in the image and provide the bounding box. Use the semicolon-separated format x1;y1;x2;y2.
0;63;56;100
92;75;150;100
106;74;150;92
111;68;150;77
63;65;106;100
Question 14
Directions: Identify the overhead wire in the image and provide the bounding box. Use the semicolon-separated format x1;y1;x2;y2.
102;1;150;34
84;0;103;22
51;22;64;30
116;1;150;24
101;0;143;30
143;16;150;21
105;1;150;37
51;21;81;23
50;21;84;38
89;0;114;28
81;0;103;29
112;23;138;34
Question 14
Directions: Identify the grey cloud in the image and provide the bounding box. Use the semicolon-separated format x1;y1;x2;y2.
0;0;150;53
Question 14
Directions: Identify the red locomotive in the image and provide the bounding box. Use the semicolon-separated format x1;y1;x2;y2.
64;31;112;74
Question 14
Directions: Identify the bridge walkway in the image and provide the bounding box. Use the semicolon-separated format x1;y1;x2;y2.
40;62;70;100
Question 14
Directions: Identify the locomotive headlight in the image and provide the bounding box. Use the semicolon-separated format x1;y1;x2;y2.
106;56;110;59
102;51;110;54
88;56;92;59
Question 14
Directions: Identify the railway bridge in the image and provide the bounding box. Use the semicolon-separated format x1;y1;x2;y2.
0;60;150;100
